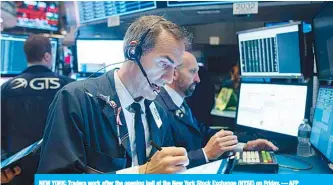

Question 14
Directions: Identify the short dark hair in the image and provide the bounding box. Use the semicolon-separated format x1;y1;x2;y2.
24;35;52;63
123;15;192;58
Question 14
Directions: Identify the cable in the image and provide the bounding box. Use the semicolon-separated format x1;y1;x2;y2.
82;60;126;94
277;154;313;171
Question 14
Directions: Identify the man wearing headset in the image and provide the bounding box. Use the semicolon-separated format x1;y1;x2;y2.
37;15;191;174
156;51;278;168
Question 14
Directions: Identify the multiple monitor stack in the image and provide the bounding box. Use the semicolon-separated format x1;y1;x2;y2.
235;22;310;148
309;2;333;165
235;2;333;166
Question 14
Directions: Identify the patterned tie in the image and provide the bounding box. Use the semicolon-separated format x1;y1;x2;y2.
130;102;147;165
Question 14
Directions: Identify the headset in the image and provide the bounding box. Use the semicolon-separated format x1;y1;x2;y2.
124;20;162;95
83;20;162;99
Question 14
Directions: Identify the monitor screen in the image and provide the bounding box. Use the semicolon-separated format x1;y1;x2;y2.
313;3;333;80
237;23;302;78
15;1;59;31
77;1;157;24
0;34;58;75
236;83;308;137
310;86;333;163
76;39;124;73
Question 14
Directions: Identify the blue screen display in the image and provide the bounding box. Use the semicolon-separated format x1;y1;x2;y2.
0;34;58;75
78;1;157;24
310;86;333;163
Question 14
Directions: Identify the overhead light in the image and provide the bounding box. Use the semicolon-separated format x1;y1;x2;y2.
0;18;3;23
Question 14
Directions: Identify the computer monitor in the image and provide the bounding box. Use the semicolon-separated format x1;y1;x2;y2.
236;83;308;137
310;86;333;163
76;39;124;74
0;34;58;76
313;2;333;80
237;23;303;78
15;1;59;31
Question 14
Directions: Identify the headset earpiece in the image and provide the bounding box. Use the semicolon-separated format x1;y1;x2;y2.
125;41;142;62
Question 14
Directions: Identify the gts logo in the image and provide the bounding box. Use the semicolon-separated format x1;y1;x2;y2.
11;78;61;90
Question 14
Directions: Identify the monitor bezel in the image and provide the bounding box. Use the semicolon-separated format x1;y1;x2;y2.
310;84;333;164
74;38;124;75
236;22;305;79
312;2;333;81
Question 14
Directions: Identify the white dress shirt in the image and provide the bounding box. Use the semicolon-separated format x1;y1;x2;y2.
114;71;152;173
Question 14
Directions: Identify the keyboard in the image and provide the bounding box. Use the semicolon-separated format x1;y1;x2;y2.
234;151;279;173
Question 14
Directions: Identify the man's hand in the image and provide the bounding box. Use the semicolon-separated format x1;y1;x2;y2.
139;147;189;174
203;130;238;160
244;139;279;151
1;166;21;184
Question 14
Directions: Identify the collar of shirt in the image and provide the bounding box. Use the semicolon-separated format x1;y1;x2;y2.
114;70;145;112
23;65;52;73
164;85;184;108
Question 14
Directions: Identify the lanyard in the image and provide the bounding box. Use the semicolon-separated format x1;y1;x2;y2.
98;94;124;156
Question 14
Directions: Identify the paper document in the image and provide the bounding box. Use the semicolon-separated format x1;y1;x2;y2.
180;159;225;174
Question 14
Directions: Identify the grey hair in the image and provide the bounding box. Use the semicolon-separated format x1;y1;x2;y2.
123;15;192;59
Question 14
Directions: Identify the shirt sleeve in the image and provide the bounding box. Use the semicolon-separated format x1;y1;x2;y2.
202;148;209;163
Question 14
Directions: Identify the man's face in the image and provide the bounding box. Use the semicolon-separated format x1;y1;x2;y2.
138;30;185;100
175;53;200;97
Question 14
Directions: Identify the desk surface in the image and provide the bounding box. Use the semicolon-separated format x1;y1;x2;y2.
211;108;236;118
233;153;332;174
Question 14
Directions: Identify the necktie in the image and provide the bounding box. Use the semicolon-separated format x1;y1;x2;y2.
182;102;193;122
130;102;147;165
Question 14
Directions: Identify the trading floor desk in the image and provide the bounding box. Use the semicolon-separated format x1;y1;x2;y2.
232;152;332;174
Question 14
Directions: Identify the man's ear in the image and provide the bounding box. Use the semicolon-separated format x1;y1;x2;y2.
44;52;51;61
173;69;179;80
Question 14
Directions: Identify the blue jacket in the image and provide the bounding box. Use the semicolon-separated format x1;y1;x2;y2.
37;69;173;173
155;87;217;168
